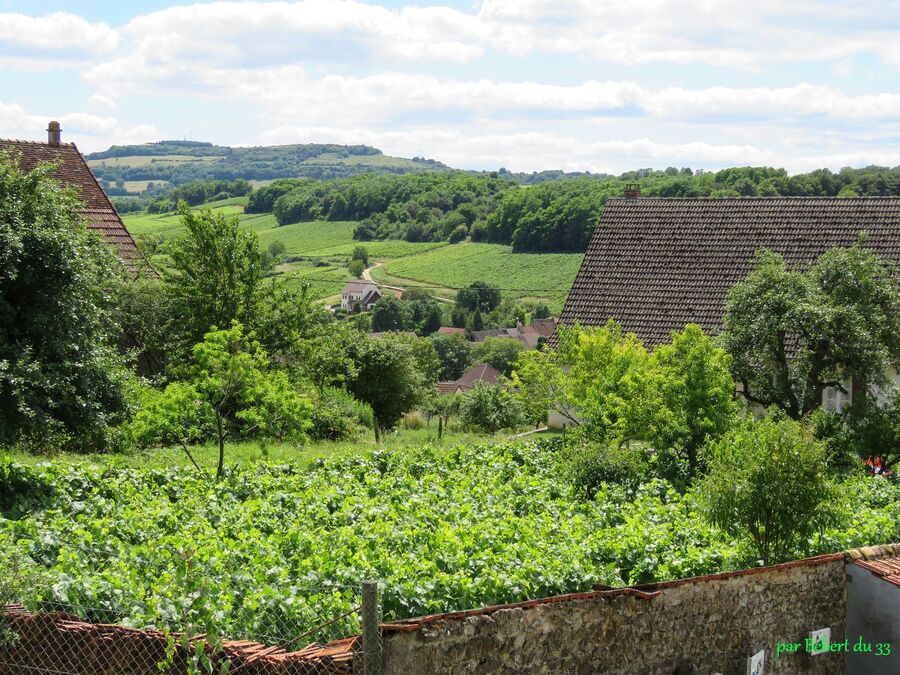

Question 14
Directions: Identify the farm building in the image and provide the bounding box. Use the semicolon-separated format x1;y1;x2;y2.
472;317;557;349
556;193;900;411
340;280;381;312
0;122;140;267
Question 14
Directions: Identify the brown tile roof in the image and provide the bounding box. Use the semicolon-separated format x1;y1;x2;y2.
846;542;900;587
557;197;900;347
435;381;461;394
455;362;501;389
437;326;467;335
0;139;140;265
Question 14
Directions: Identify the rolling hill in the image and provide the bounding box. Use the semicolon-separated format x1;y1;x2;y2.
86;140;449;189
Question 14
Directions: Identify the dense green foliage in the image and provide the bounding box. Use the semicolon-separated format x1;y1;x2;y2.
272;172;514;243
512;322;736;483
722;245;900;418
470;337;525;376
129;323;312;478
346;335;426;440
700;417;840;565
164;203;263;357
459;382;525;433
483;165;900;252
0;152;131;451
2;441;897;641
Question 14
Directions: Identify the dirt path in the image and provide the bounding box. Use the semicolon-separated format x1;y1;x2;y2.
363;262;454;303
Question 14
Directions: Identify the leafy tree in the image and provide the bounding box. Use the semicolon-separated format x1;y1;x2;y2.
699;416;839;565
130;323;312;478
722;246;900;419
422;391;460;439
471;337;525;376
430;333;472;380
348;259;365;278
408;296;443;335
460;381;524;433
165;202;262;359
646;325;736;476
394;333;441;385
113;275;171;377
351;245;369;267
0;151;131;451
347;335;424;441
456;281;501;313
296;322;363;390
267;239;286;258
371;296;412;332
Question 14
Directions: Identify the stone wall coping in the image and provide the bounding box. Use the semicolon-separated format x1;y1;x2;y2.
380;550;856;634
380;587;661;633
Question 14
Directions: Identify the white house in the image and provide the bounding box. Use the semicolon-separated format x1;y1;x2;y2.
341;280;381;312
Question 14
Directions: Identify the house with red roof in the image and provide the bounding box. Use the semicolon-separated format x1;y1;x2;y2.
0;122;140;267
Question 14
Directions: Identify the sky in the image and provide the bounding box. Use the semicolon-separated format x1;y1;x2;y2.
2;1;900;173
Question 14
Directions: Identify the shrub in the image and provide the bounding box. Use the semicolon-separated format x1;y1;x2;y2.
699;416;840;565
559;441;648;499
309;387;372;441
401;412;425;429
460;382;524;433
348;259;365;278
447;224;468;243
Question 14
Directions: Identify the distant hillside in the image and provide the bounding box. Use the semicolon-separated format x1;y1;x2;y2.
85;141;449;186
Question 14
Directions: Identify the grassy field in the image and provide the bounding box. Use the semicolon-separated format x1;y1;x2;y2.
0;427;500;472
124;201;578;309
88;154;225;168
373;242;583;312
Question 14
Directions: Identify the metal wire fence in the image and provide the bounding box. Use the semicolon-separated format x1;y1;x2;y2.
0;538;384;675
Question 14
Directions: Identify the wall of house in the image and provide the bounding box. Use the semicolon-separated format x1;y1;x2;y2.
844;563;900;675
382;555;847;675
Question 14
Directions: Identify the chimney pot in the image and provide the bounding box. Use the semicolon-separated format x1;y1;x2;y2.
48;121;61;146
624;182;641;199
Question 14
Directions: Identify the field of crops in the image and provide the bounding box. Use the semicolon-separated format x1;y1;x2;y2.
2;441;895;643
376;242;584;311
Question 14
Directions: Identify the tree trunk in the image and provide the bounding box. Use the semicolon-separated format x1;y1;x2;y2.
215;412;225;480
438;416;443;440
374;418;380;443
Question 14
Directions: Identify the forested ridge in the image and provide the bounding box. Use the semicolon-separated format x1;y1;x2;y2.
249;164;900;253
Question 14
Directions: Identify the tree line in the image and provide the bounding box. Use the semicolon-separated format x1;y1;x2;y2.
240;164;900;253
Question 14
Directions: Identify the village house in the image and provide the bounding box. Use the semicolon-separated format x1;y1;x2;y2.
471;317;556;349
555;192;900;418
435;362;501;395
340;280;381;312
0;122;140;267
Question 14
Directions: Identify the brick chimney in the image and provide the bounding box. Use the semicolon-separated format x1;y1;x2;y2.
47;121;61;146
624;182;641;199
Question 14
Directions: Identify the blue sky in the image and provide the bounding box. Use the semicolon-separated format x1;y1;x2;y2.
2;1;900;173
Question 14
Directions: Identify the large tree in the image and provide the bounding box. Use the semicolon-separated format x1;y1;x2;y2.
165;202;262;359
0;151;130;451
347;335;424;441
722;246;900;419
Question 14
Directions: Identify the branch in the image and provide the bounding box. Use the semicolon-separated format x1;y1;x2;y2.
179;441;207;477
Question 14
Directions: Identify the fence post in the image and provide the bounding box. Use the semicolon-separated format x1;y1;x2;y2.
361;579;382;675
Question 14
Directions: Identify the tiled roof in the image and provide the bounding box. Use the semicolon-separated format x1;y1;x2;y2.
557;197;900;347
846;543;900;588
437;326;467;335
342;280;378;295
455;362;501;389
435;381;461;394
0;139;140;265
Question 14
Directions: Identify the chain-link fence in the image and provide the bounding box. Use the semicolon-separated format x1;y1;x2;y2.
0;537;384;675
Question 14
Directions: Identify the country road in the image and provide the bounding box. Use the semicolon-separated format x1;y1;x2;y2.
363;262;454;303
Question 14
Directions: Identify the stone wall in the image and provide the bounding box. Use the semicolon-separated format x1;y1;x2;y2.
381;554;847;675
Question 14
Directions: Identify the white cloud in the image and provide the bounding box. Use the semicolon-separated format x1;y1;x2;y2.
0;11;119;58
87;94;118;112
